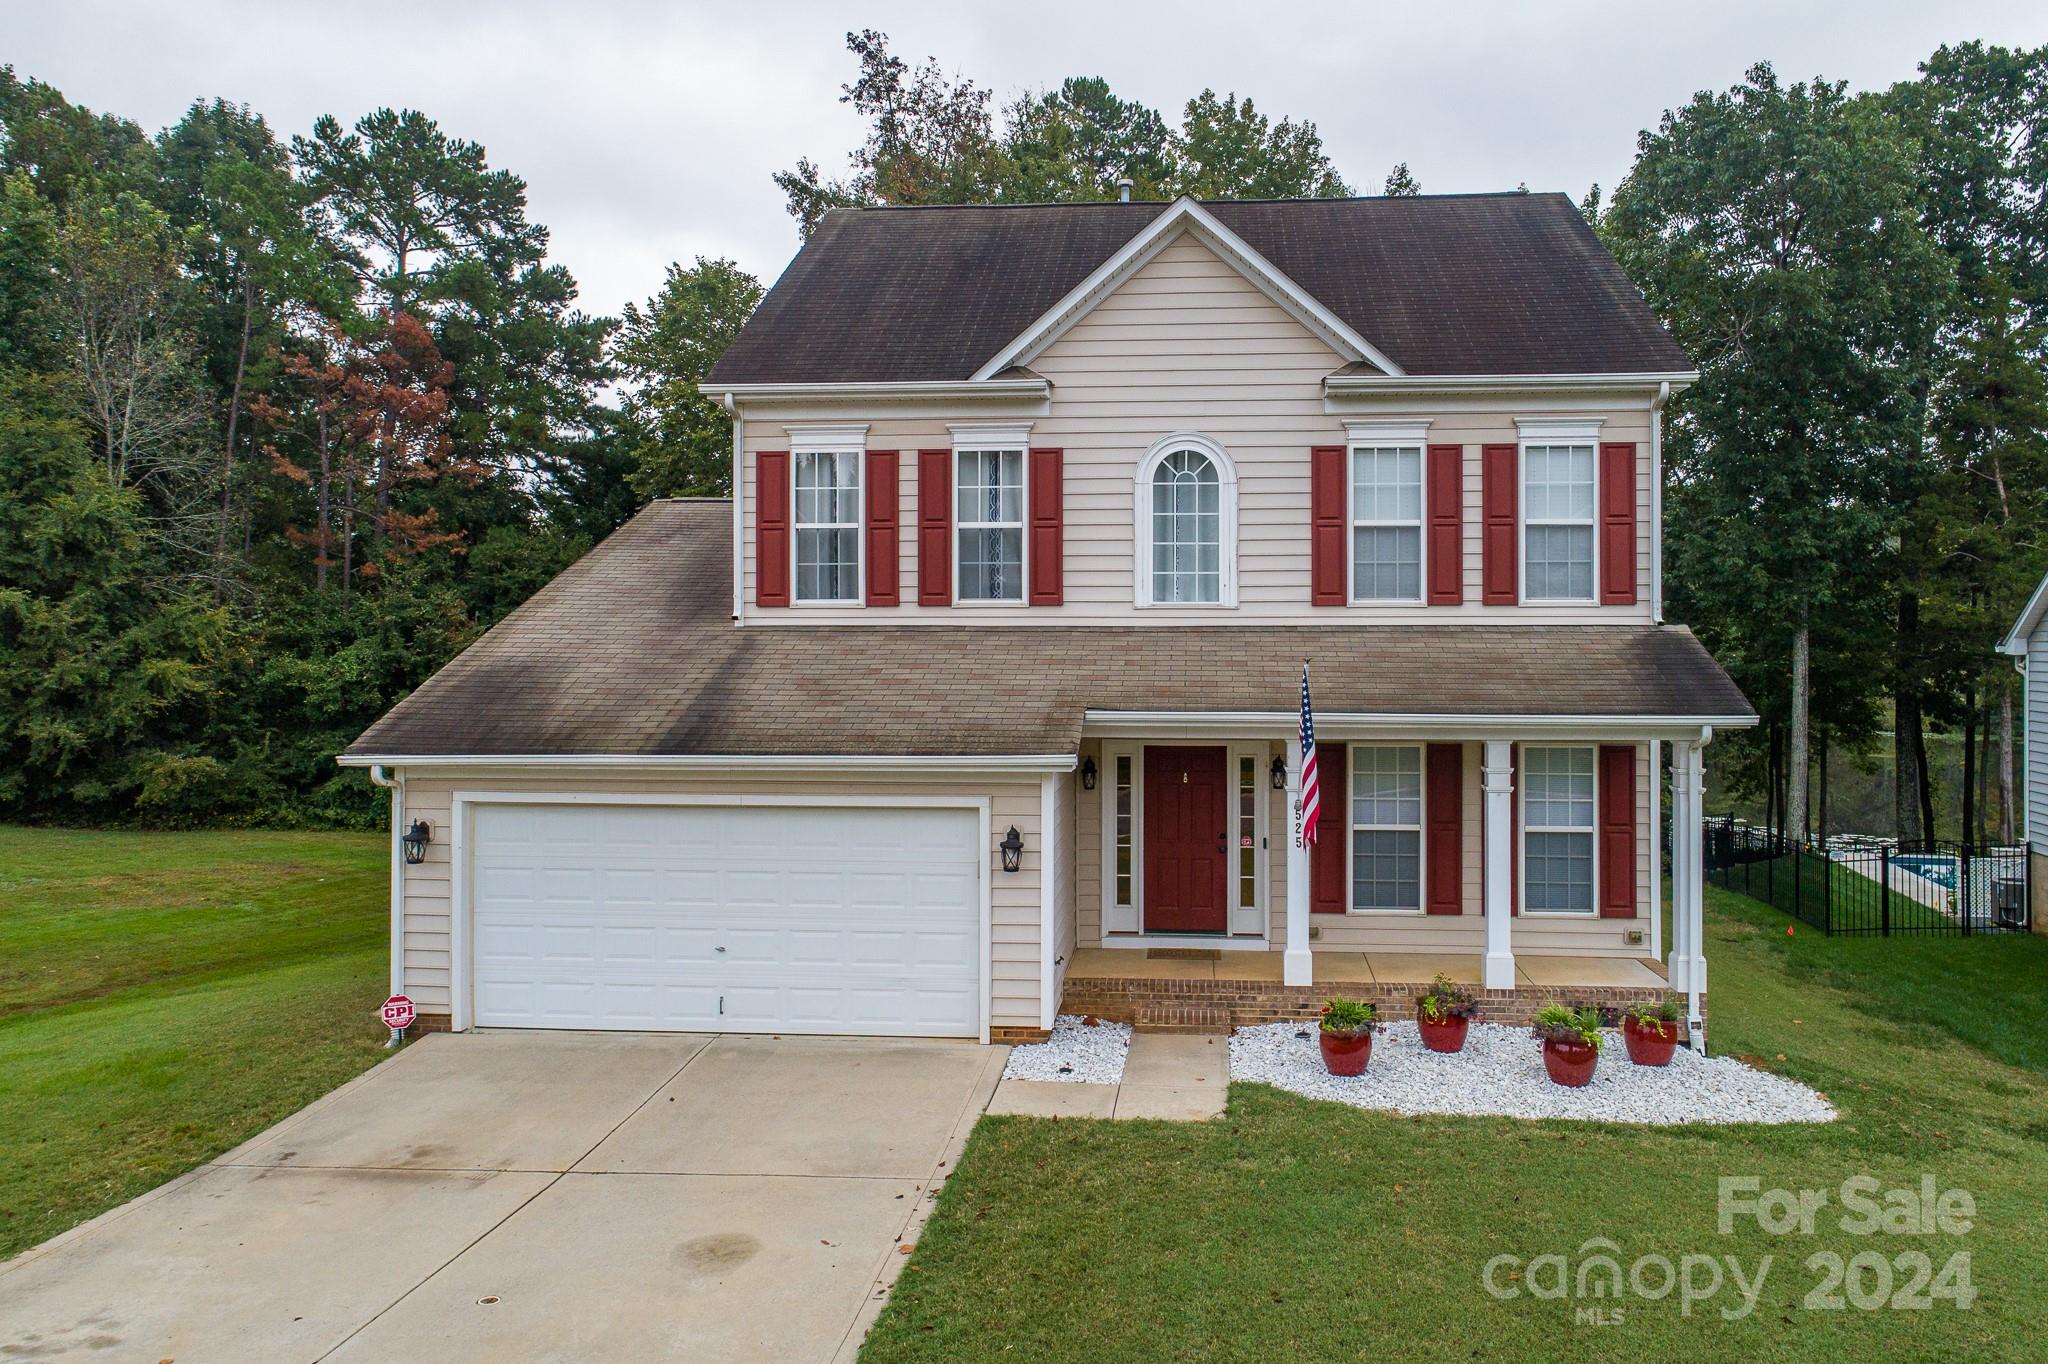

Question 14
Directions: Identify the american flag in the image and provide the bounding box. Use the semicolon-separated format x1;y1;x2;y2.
1298;662;1319;848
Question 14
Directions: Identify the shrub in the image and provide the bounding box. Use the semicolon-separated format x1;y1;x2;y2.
1320;996;1379;1034
1530;1001;1604;1051
1417;972;1480;1022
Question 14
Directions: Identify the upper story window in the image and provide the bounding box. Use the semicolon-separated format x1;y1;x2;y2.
1522;745;1595;913
1134;433;1239;608
956;448;1025;602
792;437;862;603
1519;420;1600;603
1345;422;1431;602
1351;745;1423;911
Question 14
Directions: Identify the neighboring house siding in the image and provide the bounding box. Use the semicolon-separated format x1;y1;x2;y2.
2030;622;2048;855
737;233;1657;625
393;770;1043;1029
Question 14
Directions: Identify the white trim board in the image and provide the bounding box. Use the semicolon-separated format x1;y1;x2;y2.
342;753;1080;773
970;197;1404;381
1080;712;1754;741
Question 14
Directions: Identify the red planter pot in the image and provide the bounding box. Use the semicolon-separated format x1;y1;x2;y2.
1623;1016;1680;1067
1541;1036;1599;1087
1417;1013;1470;1054
1319;1028;1374;1076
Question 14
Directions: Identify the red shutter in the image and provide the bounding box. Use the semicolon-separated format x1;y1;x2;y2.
1426;444;1463;605
917;449;951;606
1028;448;1063;605
1481;443;1518;605
1598;745;1639;918
865;450;899;606
1425;743;1463;914
1310;445;1347;605
1508;744;1519;917
1599;441;1638;605
1311;743;1348;913
755;450;790;607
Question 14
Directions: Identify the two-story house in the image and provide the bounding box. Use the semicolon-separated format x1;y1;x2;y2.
343;192;1755;1046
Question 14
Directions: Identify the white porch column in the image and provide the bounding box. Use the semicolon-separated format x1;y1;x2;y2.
1481;740;1516;991
1669;739;1709;1008
1283;735;1313;987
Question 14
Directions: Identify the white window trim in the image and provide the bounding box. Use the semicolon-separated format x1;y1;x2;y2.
1133;432;1239;609
1518;744;1599;917
1516;422;1602;606
790;440;865;607
1346;742;1427;915
1346;425;1430;605
951;439;1029;607
1100;743;1141;936
1227;742;1270;937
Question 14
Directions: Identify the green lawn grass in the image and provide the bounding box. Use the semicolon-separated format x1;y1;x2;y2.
863;886;2048;1363
0;827;391;1260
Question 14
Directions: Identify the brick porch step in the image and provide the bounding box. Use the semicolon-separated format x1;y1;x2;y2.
1133;1001;1232;1034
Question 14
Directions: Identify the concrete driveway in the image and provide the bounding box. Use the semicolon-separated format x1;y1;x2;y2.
0;1031;1005;1363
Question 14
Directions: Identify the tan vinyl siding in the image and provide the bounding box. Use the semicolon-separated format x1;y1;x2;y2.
739;230;1658;626
393;769;1042;1028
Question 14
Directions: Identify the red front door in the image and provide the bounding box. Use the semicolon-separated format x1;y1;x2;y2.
1143;745;1229;933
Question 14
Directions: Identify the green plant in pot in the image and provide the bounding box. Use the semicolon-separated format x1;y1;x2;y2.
1318;997;1381;1076
1530;1001;1604;1087
1622;993;1682;1066
1415;973;1480;1053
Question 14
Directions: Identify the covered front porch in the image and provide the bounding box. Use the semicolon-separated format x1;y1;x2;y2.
1056;712;1721;1040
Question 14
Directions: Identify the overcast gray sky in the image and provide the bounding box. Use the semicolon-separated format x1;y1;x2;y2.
9;1;2046;319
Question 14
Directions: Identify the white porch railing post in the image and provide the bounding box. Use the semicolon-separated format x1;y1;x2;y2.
1482;739;1516;991
1670;738;1709;1036
1283;734;1313;988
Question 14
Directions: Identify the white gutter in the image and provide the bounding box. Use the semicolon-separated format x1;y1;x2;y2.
1081;710;1758;740
1651;380;1670;624
724;391;744;627
367;765;405;998
1325;370;1698;396
697;378;1050;404
340;752;1079;773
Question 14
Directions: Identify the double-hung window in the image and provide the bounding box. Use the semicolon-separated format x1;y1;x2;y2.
1350;444;1423;601
1523;746;1595;913
1351;746;1423;912
793;447;860;602
1523;441;1596;601
956;448;1025;602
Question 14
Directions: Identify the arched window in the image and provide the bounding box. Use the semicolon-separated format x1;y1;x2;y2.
1135;434;1238;607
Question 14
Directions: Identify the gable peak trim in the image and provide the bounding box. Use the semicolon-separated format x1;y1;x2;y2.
968;196;1405;381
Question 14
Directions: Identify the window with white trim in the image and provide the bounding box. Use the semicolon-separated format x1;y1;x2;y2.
1150;450;1221;603
1351;746;1423;911
792;449;860;602
1351;445;1423;601
1523;443;1596;601
1523;746;1595;913
956;448;1024;601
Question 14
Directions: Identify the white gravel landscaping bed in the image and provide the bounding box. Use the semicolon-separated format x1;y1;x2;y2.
1003;1014;1131;1083
1230;1021;1836;1126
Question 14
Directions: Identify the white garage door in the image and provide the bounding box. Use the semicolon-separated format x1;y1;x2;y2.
469;802;982;1037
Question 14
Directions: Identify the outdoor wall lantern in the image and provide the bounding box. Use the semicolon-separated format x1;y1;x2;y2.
401;819;432;865
1000;826;1025;874
1080;756;1098;791
1269;755;1288;790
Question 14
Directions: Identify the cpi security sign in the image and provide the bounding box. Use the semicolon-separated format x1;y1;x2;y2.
380;994;416;1032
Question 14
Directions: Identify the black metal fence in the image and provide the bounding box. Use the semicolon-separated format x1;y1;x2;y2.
1704;817;2033;937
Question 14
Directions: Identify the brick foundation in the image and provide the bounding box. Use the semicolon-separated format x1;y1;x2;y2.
407;1014;455;1037
990;1025;1052;1045
1060;972;1699;1032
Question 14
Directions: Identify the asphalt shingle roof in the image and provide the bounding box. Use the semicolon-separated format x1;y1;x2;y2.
705;193;1691;385
346;502;1753;760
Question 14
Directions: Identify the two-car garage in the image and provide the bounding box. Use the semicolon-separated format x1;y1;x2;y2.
464;799;987;1039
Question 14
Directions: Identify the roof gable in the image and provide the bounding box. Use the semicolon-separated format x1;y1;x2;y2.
2001;569;2048;654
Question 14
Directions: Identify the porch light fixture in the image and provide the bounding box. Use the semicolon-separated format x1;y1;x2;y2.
1000;825;1024;874
1270;755;1288;790
1080;756;1098;791
401;819;431;865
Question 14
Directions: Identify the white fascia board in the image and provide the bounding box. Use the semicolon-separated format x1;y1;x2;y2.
1999;571;2048;654
969;196;1404;381
1079;710;1756;741
339;753;1079;773
698;379;1050;404
1327;371;1698;397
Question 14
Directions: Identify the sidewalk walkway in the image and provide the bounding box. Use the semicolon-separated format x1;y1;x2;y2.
984;1033;1227;1121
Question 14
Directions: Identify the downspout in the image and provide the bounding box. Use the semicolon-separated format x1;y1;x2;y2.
725;392;744;626
1651;381;1669;624
368;765;405;1000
